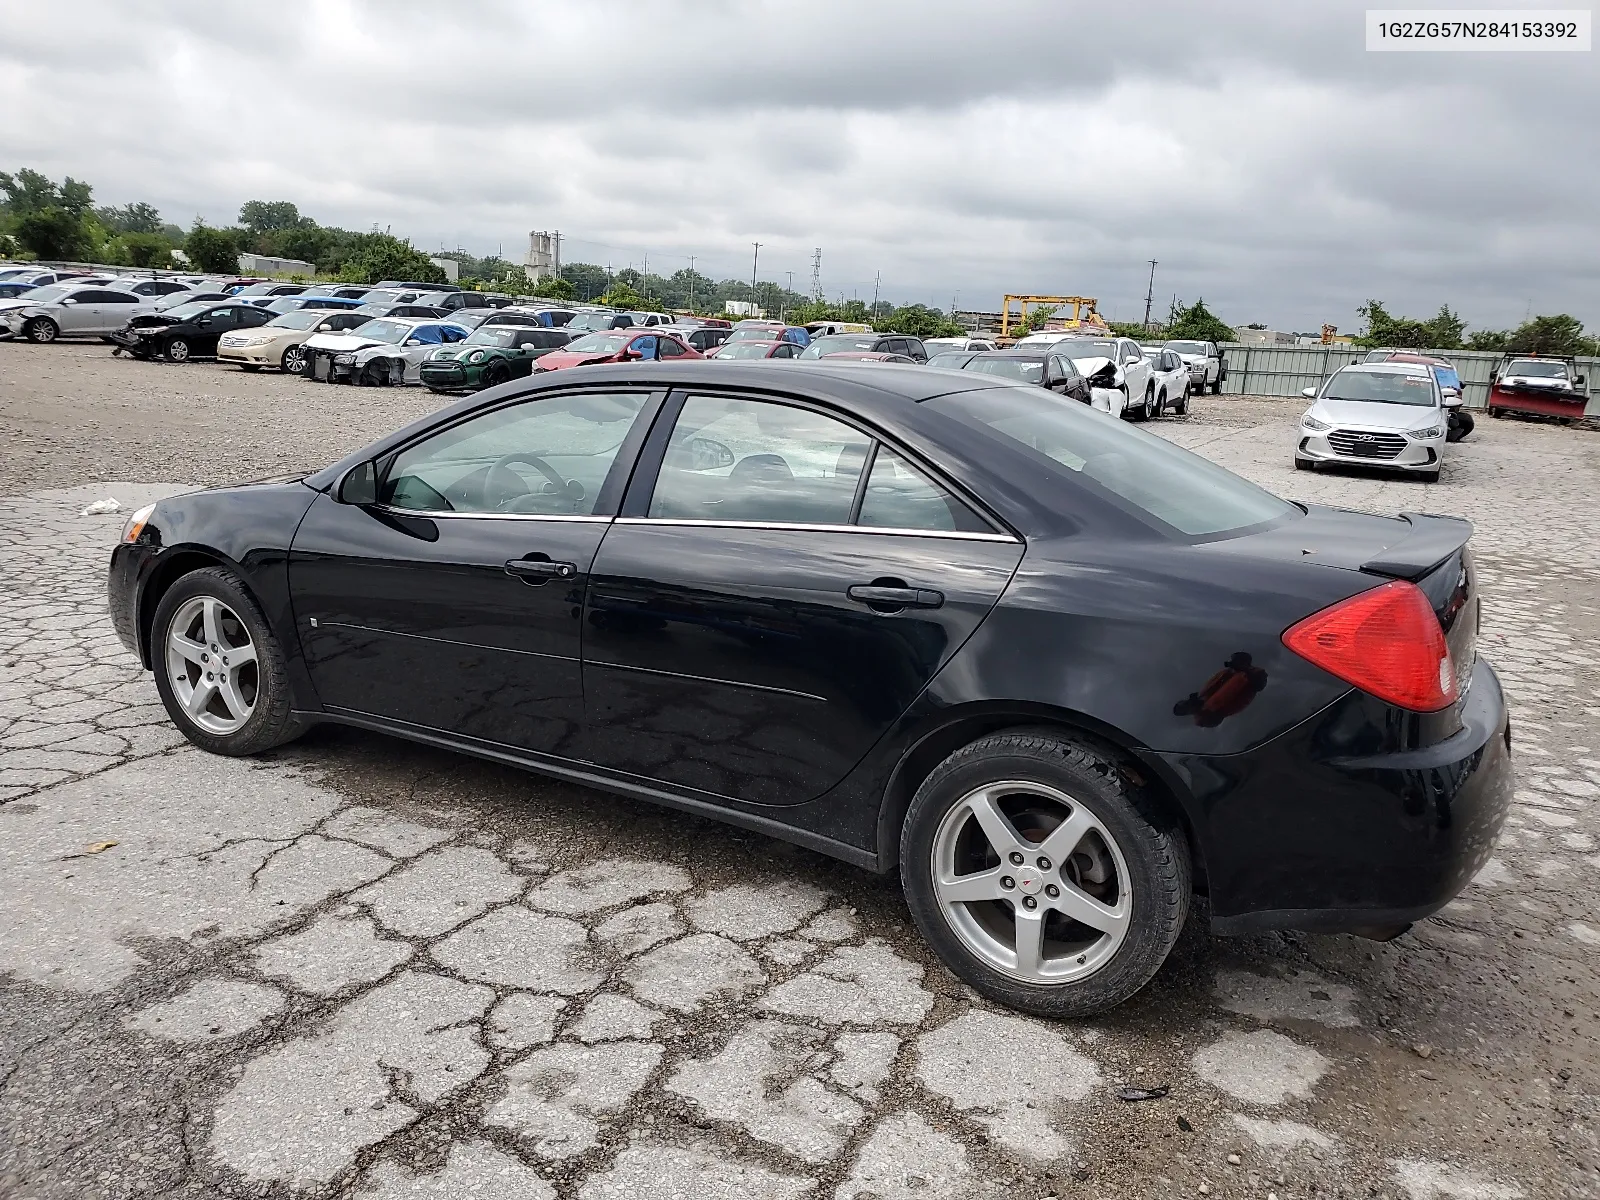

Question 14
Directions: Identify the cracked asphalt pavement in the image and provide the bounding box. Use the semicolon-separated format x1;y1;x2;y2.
3;349;1599;1199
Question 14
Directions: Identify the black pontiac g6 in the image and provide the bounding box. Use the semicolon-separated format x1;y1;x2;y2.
108;361;1511;1015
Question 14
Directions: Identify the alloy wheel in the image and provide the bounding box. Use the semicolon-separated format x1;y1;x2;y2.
930;780;1132;984
164;596;258;735
166;339;190;363
27;317;58;343
283;344;307;374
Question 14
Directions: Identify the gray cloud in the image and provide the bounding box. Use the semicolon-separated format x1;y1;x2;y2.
0;0;1593;333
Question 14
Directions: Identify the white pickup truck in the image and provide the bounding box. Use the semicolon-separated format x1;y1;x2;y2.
1163;339;1227;395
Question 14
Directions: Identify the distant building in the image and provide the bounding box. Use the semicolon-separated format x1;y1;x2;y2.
525;230;561;282
1232;326;1296;346
724;300;763;318
428;256;459;283
237;252;315;277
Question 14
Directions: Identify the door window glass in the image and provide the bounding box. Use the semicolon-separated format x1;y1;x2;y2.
203;308;238;329
658;337;686;357
94;290;139;304
380;392;648;516
632;335;658;359
858;449;990;533
649;395;867;525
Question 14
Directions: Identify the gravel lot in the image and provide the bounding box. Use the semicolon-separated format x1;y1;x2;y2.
3;346;1599;1200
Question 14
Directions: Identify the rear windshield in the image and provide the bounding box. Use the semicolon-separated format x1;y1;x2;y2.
926;386;1297;537
267;311;327;330
799;335;877;359
963;357;1044;383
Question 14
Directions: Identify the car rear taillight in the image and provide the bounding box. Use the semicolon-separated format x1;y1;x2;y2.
1282;580;1456;712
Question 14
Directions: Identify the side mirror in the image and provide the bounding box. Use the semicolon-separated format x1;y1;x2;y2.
620;348;643;361
1301;387;1317;399
338;461;378;506
405;338;423;346
1443;394;1464;408
62;297;78;305
681;436;735;470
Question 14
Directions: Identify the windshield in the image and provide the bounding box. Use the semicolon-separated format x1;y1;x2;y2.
1055;339;1118;362
566;313;615;332
267;311;327;330
1322;368;1437;406
963;357;1045;383
799;335;876;359
348;319;410;344
18;285;70;303
1505;359;1567;378
464;326;526;347
728;327;783;342
564;332;629;353
265;298;305;313
157;301;212;320
232;284;275;296
713;341;780;359
927;352;974;369
929;386;1296;537
1165;341;1207;355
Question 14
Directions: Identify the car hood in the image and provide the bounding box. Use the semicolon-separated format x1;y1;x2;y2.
1070;356;1116;379
304;332;387;352
1310;397;1441;431
1500;374;1572;389
537;350;615;370
0;298;56;314
129;313;183;328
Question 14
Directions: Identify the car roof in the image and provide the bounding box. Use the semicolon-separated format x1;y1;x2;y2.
1340;362;1432;377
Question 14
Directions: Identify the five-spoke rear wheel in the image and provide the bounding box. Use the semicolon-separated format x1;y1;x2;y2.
902;729;1190;1016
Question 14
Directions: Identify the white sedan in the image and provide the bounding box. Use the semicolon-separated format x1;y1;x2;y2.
1296;363;1451;483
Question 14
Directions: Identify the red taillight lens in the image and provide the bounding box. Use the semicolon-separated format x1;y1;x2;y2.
1282;580;1456;712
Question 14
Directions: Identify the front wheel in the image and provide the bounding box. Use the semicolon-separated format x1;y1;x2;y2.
1210;377;1222;395
1176;384;1191;415
481;360;511;389
282;344;308;375
900;729;1191;1017
151;566;305;756
164;337;191;363
25;317;59;344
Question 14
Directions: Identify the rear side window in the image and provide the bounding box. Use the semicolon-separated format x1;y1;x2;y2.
926;387;1295;538
859;448;990;533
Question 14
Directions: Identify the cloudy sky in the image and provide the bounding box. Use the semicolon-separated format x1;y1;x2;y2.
1;0;1593;333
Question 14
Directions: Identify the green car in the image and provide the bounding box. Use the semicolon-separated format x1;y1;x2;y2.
420;325;571;392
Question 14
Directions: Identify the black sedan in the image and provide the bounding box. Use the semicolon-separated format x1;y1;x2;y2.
956;349;1092;404
107;362;1510;1015
113;300;274;362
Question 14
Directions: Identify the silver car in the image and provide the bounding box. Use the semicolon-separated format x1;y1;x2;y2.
1296;363;1453;482
0;283;157;343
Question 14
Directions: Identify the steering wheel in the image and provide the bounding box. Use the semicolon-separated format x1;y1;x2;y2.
487;452;572;510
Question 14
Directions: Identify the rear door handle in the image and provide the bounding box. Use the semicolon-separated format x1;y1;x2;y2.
847;585;944;609
504;557;577;583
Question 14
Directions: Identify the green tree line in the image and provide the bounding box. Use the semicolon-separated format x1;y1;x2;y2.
1355;299;1597;356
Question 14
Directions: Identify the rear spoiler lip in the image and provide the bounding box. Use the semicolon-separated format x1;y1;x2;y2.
1360;511;1473;581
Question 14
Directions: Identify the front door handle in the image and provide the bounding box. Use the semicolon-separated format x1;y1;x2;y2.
847;584;944;610
504;557;577;584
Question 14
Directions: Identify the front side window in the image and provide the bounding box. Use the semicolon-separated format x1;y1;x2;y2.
381;392;649;516
927;386;1295;538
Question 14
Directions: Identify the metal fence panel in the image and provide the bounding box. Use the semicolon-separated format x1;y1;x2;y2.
1217;344;1600;415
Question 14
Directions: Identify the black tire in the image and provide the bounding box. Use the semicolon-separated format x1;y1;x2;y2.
151;566;306;757
1210;377;1221;395
240;364;262;373
164;337;191;363
1453;411;1474;440
1176;385;1190;415
1418;468;1441;483
900;729;1191;1017
1153;388;1167;418
282;344;308;375
481;360;511;389
1294;457;1316;471
25;316;59;344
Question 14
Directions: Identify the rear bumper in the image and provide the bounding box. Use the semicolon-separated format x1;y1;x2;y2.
1162;657;1512;936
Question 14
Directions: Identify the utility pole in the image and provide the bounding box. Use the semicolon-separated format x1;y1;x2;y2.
1143;260;1158;331
552;230;561;278
810;247;822;303
784;271;794;321
750;243;762;315
871;271;881;314
641;252;648;303
688;255;696;313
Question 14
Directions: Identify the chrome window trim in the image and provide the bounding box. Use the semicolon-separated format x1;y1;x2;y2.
371;506;613;523
614;516;1019;544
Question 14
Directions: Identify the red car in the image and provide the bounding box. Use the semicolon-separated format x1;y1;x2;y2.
709;340;803;360
820;350;919;363
534;329;702;372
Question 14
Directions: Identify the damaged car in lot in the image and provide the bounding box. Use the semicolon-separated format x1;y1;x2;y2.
107;361;1509;1018
301;316;470;385
420;324;572;392
217;309;375;374
112;300;273;362
1;283;157;342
